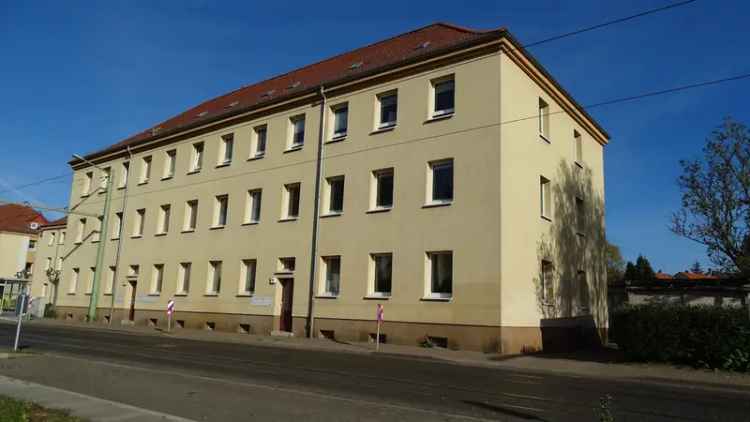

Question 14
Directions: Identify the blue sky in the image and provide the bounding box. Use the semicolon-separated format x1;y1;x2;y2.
0;0;748;273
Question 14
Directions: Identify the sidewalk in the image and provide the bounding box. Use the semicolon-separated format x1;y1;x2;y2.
19;317;750;390
0;372;194;422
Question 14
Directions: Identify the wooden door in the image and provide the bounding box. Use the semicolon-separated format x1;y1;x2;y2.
280;278;294;332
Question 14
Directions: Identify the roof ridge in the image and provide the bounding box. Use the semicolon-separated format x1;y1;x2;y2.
153;22;481;121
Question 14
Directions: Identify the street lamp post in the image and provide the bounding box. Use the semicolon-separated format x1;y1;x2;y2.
73;154;113;322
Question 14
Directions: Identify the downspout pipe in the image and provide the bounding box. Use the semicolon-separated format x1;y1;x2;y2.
306;86;327;338
108;145;133;324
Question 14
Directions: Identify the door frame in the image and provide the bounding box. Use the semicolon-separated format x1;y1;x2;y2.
278;277;294;332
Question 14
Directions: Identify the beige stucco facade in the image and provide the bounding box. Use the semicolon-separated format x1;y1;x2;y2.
0;231;35;280
34;32;608;353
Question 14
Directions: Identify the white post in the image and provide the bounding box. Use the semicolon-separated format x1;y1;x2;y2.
13;293;26;352
376;320;381;352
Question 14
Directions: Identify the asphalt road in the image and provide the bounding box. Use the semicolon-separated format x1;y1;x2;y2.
0;323;748;422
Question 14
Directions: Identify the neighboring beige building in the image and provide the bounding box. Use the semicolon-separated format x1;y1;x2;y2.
0;204;47;306
29;217;67;311
45;23;609;353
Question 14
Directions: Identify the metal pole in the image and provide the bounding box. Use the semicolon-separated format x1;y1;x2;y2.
13;290;26;352
109;146;133;324
305;86;327;338
376;320;381;352
86;167;113;322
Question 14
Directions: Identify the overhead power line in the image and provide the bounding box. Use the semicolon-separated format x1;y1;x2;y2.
0;0;703;202
521;0;698;49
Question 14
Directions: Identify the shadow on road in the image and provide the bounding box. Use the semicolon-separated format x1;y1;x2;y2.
462;400;548;421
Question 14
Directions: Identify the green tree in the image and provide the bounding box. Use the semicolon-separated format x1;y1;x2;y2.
690;261;704;274
672;118;750;276
624;261;637;282
635;255;656;281
606;241;626;284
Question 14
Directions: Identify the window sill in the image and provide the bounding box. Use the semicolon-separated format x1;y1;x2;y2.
370;124;396;135
181;229;195;234
154;232;167;237
241;221;260;226
209;225;226;231
236;293;254;297
247;154;265;162
137;181;149;186
422;201;452;209
420;296;452;302
131;235;143;239
278;217;299;223
74;241;82;245
147;293;161;297
187;169;201;175
111;237;120;241
80;193;90;198
320;212;342;219
117;186;126;190
541;215;552;222
327;134;347;144
284;145;304;153
204;293;219;297
315;295;338;299
91;239;99;243
67;293;76;296
366;207;393;214
85;293;92;296
174;293;189;297
103;293;112;296
539;134;551;144
363;295;391;300
424;112;454;124
161;175;174;181
215;162;231;169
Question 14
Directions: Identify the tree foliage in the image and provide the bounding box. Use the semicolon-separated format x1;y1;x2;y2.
606;241;625;284
624;254;655;282
672;118;750;275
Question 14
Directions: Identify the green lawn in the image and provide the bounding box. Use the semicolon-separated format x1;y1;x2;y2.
0;395;86;422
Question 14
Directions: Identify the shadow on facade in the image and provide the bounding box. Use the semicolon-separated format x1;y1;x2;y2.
533;160;607;352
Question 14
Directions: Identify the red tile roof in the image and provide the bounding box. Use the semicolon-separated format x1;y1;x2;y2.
655;271;673;280
40;216;67;229
0;204;49;235
674;271;719;281
78;23;502;162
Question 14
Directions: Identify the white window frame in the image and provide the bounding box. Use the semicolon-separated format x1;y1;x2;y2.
251;125;267;158
330;102;349;140
425;251;453;299
184;200;198;231
158;204;171;235
244;189;262;224
426;159;454;205
151;264;164;295
100;167;111;192
207;260;222;295
69;268;79;294
541;260;554;305
82;171;93;197
213;194;229;228
282;183;301;220
133;209;145;237
574;130;583;166
219;134;234;166
540;176;551;220
164;149;177;179
47;232;55;246
140;156;152;184
288;115;305;150
376;91;398;129
239;259;257;295
112;212;123;240
577;270;589;315
320;255;341;297
190;142;204;173
370;168;394;211
430;75;455;118
119;161;129;188
538;98;550;142
576;196;585;235
59;231;65;245
177;262;191;294
86;267;95;295
368;253;393;297
105;266;116;295
76;218;86;244
92;216;102;242
324;176;345;216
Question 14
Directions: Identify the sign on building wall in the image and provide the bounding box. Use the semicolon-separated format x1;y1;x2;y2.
250;296;272;306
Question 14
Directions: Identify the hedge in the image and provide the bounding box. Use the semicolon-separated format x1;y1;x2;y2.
611;304;750;371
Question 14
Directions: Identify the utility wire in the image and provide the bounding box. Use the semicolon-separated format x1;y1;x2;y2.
0;0;703;202
70;71;750;208
521;0;698;49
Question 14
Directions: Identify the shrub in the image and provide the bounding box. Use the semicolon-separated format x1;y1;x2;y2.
611;304;750;371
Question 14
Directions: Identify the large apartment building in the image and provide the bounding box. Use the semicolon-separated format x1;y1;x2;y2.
35;23;609;353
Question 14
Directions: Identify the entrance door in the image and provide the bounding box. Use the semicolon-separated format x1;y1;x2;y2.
128;280;137;321
280;278;294;332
